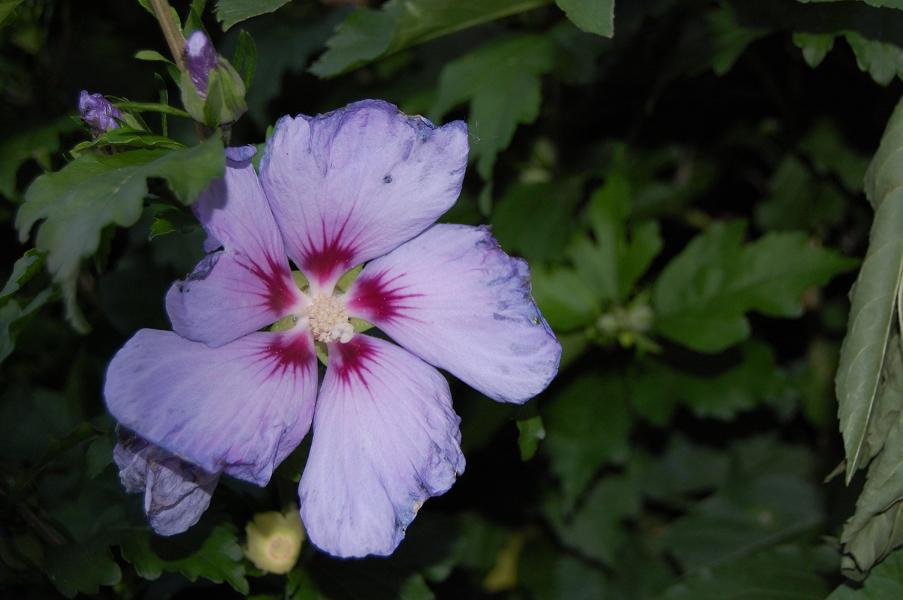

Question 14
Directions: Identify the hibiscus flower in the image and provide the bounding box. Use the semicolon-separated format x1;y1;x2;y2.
104;100;561;558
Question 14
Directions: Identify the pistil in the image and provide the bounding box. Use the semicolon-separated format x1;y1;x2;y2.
306;294;354;343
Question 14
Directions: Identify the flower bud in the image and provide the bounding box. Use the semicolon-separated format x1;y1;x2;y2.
180;31;247;127
244;507;305;574
78;90;122;135
184;30;217;97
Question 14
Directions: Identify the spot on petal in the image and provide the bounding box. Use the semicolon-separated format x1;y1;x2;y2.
329;336;378;386
261;332;315;378
247;253;300;315
346;270;423;323
300;223;358;287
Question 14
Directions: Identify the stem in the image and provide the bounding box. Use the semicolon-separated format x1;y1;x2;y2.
148;0;186;71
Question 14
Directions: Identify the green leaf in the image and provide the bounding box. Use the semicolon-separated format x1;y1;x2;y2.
793;32;836;68
516;415;545;460
633;436;730;503
800;118;869;193
0;289;53;363
70;128;186;156
531;263;599;331
568;172;663;304
231;9;344;124
708;3;768;75
233;29;257;88
311;0;552;77
310;9;393;78
652;221;856;352
845;32;903;86
632;341;791;421
830;547;903;598
113;101;191;118
121;525;249;594
662;439;823;572
215;0;292;31
519;538;612;599
0;116;75;199
490;181;579;262
431;34;556;179
544;474;640;565
44;541;122;598
841;362;903;576
754;157;845;233
15;137;225;332
0;0;25;26
837;94;903;481
2;287;49;338
397;574;435;600
0;249;44;300
543;374;631;508
662;545;830;600
797;0;903;9
184;0;207;34
555;0;614;37
134;49;174;64
84;435;114;478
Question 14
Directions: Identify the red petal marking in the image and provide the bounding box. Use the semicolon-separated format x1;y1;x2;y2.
330;336;377;387
346;270;423;323
261;331;315;378
246;253;300;314
300;221;358;286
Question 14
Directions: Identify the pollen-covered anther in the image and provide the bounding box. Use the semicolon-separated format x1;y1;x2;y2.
307;294;354;343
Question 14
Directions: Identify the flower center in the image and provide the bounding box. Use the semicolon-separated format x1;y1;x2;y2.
306;294;353;344
267;535;294;561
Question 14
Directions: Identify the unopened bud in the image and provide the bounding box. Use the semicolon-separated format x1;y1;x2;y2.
244;507;305;574
78;91;122;135
180;30;247;127
184;31;217;97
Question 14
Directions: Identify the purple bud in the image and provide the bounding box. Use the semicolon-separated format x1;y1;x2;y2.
78;90;123;135
185;31;217;96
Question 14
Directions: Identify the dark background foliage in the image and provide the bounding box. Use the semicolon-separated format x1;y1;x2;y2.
3;0;903;598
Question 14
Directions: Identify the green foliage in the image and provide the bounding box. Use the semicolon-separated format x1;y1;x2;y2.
661;438;823;572
570;171;663;305
311;0;552;77
233;30;257;88
0;250;51;363
544;473;640;565
432;33;556;180
215;0;292;31
837;95;903;487
653;222;856;353
15;137;224;331
0;0;25;26
662;545;830;600
543;374;631;508
491;180;578;262
121;525;249;593
632;341;791;422
44;542;122;598
0;117;75;200
830;547;903;598
555;0;614;37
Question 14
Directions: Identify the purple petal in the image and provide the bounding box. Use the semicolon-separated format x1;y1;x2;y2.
299;335;464;558
78;90;122;134
260;100;468;290
346;224;561;403
105;329;318;486
166;150;304;348
185;30;218;95
114;429;219;536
